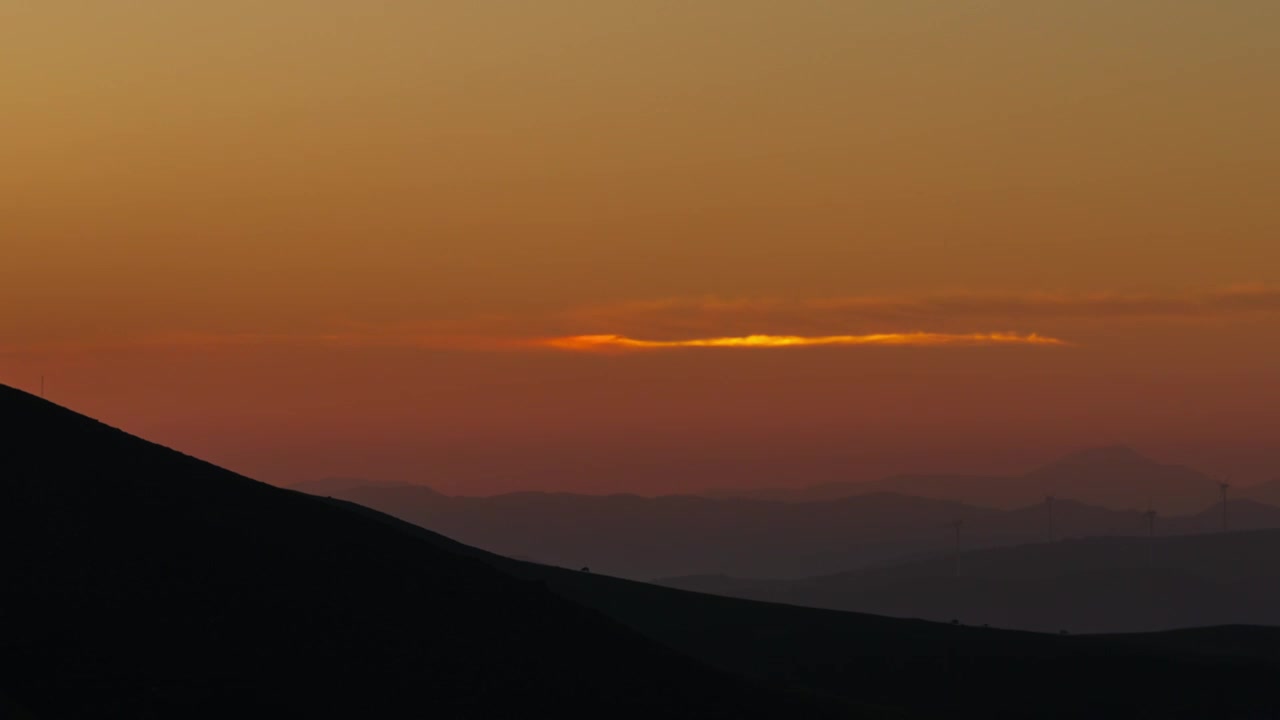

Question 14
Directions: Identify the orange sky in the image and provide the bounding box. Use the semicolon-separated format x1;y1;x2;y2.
3;2;1279;492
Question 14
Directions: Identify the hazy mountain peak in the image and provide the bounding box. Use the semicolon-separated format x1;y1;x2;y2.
1020;445;1220;514
1048;445;1152;468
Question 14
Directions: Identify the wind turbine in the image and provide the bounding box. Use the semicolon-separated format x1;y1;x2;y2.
951;519;964;577
1220;478;1231;533
1144;502;1158;567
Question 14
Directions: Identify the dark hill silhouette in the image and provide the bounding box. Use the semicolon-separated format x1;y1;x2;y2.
8;385;1280;719
0;385;845;719
314;484;1280;580
710;446;1221;514
660;529;1280;633
326;496;1280;719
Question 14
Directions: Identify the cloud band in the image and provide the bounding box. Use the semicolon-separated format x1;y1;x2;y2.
539;332;1068;352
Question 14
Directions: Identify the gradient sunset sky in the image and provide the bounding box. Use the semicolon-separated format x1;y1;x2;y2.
4;2;1279;493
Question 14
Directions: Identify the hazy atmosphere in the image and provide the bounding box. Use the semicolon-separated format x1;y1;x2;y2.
7;3;1280;719
5;2;1279;493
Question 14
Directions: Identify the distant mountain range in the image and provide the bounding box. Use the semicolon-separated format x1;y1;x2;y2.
304;475;1280;581
705;446;1226;514
660;528;1280;634
7;383;1280;719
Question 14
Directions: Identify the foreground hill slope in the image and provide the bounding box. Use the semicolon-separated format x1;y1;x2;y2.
332;499;1280;720
8;385;1280;718
0;385;837;719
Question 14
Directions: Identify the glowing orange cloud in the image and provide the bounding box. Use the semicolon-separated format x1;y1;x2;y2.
540;332;1068;352
1;330;1066;356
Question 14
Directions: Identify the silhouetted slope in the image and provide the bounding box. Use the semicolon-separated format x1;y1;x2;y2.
660;530;1280;633
0;385;842;719
11;385;1280;718
0;692;39;720
326;498;1280;719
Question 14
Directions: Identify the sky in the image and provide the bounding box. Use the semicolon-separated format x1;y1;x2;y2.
3;1;1279;493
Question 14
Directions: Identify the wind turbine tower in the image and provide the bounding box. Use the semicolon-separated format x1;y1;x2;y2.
952;519;964;577
1220;479;1231;533
1046;495;1055;542
1144;504;1158;567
